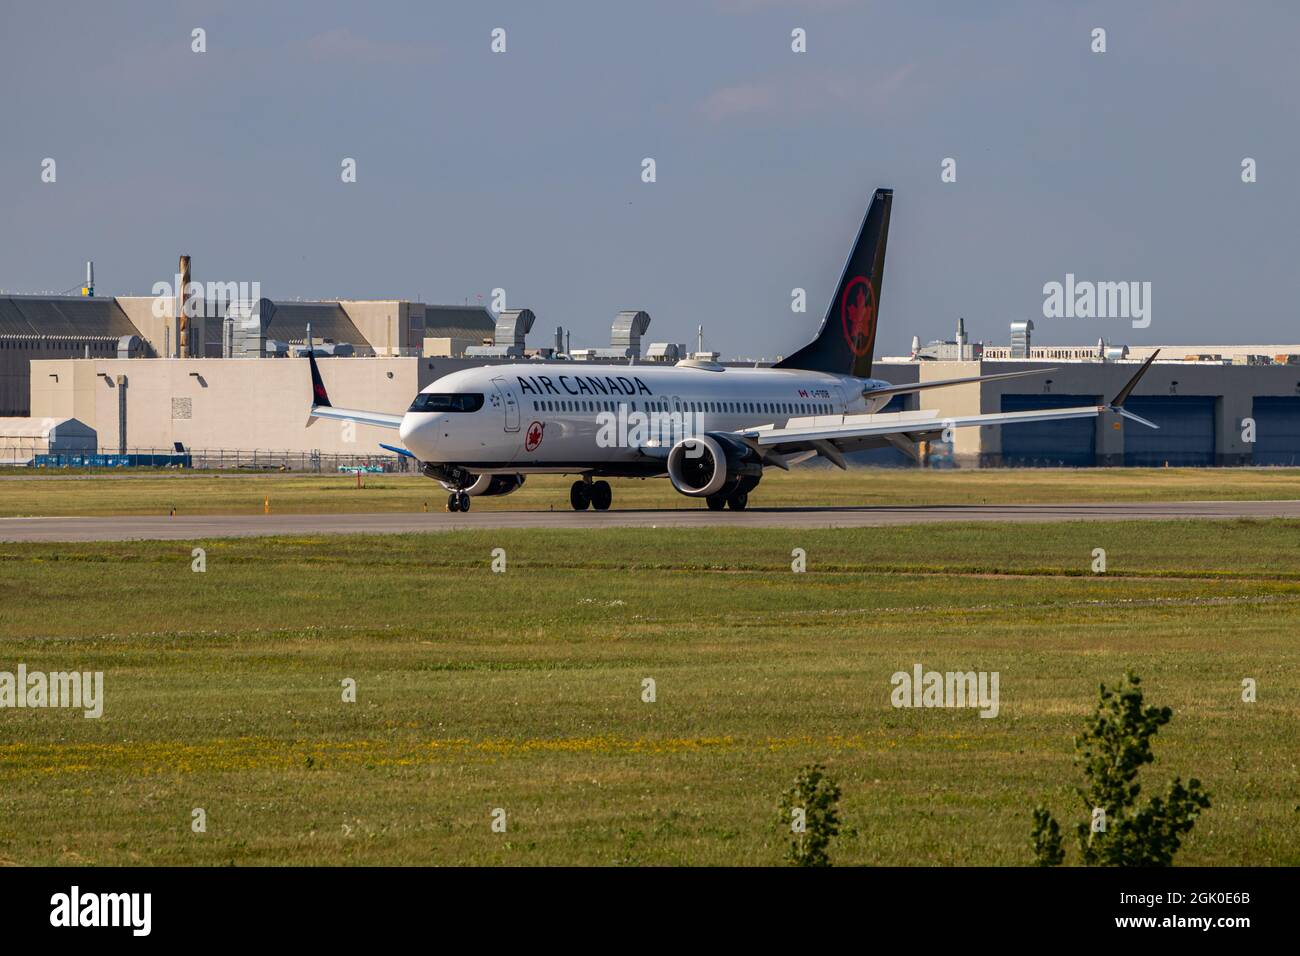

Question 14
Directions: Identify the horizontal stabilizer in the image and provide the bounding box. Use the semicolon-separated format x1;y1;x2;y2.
304;351;403;430
309;405;404;430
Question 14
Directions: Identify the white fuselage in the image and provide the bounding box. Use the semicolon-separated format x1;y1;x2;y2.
398;362;891;474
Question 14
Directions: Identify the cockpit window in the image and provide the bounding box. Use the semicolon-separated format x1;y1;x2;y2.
407;393;484;413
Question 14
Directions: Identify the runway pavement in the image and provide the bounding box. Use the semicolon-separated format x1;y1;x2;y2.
2;500;1299;542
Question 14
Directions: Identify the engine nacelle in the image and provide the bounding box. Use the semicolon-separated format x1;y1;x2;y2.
464;473;526;497
666;433;762;498
421;462;523;496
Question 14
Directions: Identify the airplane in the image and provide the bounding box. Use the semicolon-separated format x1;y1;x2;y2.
305;187;1159;513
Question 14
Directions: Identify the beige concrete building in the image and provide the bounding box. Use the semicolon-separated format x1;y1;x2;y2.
0;295;143;415
29;356;443;457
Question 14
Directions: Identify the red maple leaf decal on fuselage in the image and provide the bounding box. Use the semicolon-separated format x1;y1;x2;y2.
524;421;544;452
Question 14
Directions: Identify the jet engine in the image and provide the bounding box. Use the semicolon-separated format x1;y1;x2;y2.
665;433;762;498
421;462;525;496
464;473;526;497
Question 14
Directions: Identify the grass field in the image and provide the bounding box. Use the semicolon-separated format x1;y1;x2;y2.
2;518;1297;866
2;466;1300;517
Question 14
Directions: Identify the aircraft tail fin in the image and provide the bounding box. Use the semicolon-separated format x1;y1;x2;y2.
307;351;332;408
775;186;892;379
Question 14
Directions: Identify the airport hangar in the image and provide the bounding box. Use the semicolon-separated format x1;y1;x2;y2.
5;283;1300;469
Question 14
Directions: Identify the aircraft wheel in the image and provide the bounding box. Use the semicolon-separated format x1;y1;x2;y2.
570;480;591;511
457;491;471;512
590;480;612;511
706;494;727;511
446;492;461;512
727;490;748;511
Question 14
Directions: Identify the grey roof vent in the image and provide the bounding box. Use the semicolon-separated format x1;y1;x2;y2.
611;310;651;354
493;309;535;348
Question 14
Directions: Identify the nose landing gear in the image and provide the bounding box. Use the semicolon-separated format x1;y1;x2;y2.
446;491;471;512
570;479;612;511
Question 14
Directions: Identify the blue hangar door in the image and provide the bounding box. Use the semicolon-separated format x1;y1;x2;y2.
1252;397;1300;465
999;394;1099;466
1123;396;1216;466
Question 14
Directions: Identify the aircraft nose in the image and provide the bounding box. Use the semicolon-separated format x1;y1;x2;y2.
399;413;439;457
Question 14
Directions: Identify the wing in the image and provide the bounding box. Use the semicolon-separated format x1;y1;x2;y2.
861;366;1059;400
305;351;404;430
735;352;1161;469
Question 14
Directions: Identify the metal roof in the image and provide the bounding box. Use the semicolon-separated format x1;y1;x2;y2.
264;300;368;347
209;299;371;351
424;305;495;340
0;295;140;339
1;294;498;351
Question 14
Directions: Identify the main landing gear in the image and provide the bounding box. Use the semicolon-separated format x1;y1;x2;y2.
446;491;471;512
705;490;748;511
570;479;612;511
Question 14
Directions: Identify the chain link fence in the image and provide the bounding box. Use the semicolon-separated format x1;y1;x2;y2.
3;446;412;473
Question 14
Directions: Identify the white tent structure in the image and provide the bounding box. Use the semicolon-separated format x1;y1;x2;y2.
0;417;97;464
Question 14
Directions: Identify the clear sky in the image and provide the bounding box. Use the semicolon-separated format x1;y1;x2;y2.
2;1;1296;358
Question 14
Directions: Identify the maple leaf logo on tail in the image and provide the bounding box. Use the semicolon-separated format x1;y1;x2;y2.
840;276;877;358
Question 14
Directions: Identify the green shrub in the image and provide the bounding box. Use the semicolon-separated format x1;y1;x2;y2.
778;763;842;867
1032;672;1210;866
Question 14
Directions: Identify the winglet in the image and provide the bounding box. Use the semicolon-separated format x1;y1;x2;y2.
1109;349;1159;408
308;351;332;408
1107;350;1160;429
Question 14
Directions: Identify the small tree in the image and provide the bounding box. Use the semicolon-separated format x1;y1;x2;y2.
778;763;841;867
1030;807;1064;866
1032;672;1210;866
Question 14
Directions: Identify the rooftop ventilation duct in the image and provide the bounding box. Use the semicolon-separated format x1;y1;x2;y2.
610;310;651;355
493;309;535;348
